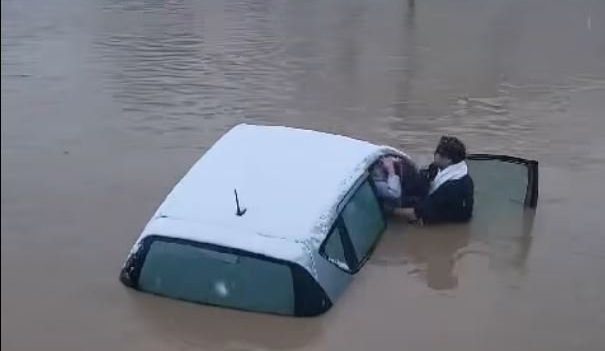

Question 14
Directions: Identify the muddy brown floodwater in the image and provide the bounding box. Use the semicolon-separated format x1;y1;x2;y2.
2;0;605;350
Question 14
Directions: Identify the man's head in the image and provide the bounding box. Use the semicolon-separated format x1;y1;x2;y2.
434;136;466;169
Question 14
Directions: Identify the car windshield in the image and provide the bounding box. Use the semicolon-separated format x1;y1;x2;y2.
138;239;295;315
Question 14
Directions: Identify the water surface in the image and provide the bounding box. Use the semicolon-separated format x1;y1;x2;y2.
2;0;605;350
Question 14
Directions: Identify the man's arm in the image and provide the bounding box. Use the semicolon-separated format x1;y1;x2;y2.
392;207;418;222
394;185;451;223
412;186;452;224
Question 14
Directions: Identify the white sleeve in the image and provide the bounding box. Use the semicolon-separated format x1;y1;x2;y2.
375;174;402;200
386;174;402;199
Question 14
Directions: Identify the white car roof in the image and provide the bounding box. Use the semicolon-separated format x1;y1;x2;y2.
135;124;403;271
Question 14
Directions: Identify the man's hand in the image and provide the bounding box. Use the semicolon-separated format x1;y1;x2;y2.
393;207;419;223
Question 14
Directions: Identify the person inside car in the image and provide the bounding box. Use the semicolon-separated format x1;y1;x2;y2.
372;156;430;211
395;136;474;224
372;157;402;210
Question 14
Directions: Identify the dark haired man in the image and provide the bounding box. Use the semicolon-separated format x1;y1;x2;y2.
396;136;474;224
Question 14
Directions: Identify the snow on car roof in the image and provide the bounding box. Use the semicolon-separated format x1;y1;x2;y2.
136;124;401;268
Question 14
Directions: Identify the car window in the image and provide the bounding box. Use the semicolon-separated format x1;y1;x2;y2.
138;240;295;315
341;180;385;265
323;225;350;271
467;159;529;206
466;156;539;241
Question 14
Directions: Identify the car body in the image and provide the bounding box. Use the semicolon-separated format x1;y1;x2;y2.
120;124;538;316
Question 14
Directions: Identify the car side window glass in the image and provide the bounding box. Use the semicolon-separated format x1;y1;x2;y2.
342;180;385;263
323;226;350;271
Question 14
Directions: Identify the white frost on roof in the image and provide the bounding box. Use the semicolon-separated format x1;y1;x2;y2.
135;124;403;270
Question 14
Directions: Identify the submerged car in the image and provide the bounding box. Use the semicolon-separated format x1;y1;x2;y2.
120;124;538;316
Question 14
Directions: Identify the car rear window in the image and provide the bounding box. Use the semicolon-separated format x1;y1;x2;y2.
138;240;295;315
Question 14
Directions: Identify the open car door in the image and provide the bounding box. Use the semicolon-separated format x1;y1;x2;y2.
465;155;539;274
466;154;539;209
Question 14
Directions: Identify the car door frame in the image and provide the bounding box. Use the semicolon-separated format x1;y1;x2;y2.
313;171;388;303
467;154;539;208
318;172;388;275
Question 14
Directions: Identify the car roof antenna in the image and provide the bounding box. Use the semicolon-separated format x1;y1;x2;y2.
234;189;247;216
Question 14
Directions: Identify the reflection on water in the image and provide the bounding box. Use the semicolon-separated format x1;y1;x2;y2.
373;210;535;291
3;0;605;350
373;221;471;290
405;226;470;291
129;293;322;350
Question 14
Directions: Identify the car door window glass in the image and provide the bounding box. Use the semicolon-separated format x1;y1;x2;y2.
323;226;350;271
341;180;385;263
467;159;528;206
